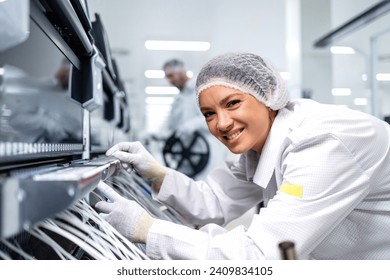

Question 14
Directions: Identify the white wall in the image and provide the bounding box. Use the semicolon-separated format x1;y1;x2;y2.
300;0;333;104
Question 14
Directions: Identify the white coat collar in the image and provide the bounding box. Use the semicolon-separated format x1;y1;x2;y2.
252;102;301;188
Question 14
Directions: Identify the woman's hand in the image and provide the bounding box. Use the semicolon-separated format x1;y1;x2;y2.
94;181;155;243
106;141;167;190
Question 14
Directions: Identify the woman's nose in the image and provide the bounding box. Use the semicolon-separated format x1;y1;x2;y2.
216;113;233;132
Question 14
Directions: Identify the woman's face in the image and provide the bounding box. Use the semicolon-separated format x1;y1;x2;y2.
199;86;277;154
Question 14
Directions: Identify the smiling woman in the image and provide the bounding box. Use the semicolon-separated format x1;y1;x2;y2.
94;51;390;260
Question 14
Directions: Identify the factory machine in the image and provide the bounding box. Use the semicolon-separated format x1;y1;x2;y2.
0;0;187;260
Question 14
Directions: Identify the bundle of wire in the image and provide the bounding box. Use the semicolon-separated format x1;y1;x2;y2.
0;168;193;260
0;197;149;260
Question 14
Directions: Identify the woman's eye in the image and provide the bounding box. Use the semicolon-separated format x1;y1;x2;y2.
203;111;214;118
227;100;240;107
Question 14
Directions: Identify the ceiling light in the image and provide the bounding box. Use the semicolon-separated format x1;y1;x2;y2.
146;112;170;119
376;73;390;81
330;46;355;54
332;88;352;96
145;70;195;79
187;70;194;78
145;70;165;78
354;98;368;106
145;97;175;105
145;104;172;113
145;40;210;51
145;86;179;95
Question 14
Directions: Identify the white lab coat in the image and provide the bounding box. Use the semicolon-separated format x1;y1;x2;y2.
166;81;201;133
146;99;390;260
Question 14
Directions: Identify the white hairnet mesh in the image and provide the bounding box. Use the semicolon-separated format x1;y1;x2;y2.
196;52;289;110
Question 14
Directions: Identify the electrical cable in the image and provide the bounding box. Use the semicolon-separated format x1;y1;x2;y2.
0;238;34;260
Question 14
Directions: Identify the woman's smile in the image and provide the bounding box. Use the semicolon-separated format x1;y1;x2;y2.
223;128;243;141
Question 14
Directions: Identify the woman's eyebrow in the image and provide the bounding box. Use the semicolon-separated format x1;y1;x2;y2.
219;93;244;105
200;105;211;112
200;92;244;111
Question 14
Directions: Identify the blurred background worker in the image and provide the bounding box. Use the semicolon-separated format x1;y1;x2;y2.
146;58;230;180
162;58;201;136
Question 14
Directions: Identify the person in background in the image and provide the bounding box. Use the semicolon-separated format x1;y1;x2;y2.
162;58;203;138
95;52;390;260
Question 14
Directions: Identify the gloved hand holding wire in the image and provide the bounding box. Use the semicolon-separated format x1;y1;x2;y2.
94;181;155;243
106;141;167;190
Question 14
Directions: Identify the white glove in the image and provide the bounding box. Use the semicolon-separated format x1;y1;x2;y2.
106;141;167;190
94;181;155;243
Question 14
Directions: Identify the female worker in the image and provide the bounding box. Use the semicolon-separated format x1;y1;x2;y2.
95;52;390;259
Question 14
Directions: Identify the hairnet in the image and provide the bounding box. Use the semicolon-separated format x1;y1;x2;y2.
195;52;289;110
